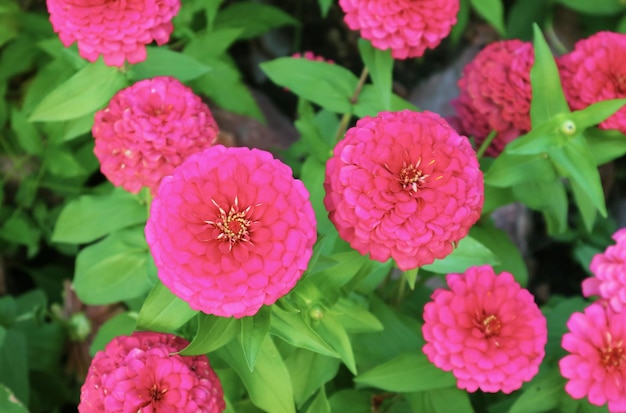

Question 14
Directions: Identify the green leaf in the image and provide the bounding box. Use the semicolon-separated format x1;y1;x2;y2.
269;307;339;358
52;187;147;244
0;212;40;257
505;121;565;155
218;337;295;413
422;236;499;274
469;0;505;35
545;297;587;361
509;369;564;413
179;314;239;355
328;390;374;413
306;388;331;413
334;297;383;333
358;39;393;110
570;180;597;233
355;353;455;392
311;312;357;374
89;312;137;356
0;329;28;403
29;60;128;122
261;58;358;113
584;128;626;165
0;296;16;327
405;387;474;413
529;25;569;125
137;281;197;332
485;153;556;187
285;349;340;407
214;2;298;39
0;383;28;413
570;98;626;130
548;134;606;217
553;0;625;15
513;179;568;234
353;85;417;118
300;156;334;235
184;28;242;59
241;306;271;371
318;0;333;17
127;47;212;81
73;227;152;305
11;106;42;155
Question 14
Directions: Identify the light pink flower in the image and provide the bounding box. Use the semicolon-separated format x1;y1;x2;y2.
338;0;459;59
422;265;547;393
453;40;534;156
582;228;626;313
560;303;626;412
78;332;225;413
323;110;483;270
559;31;626;134
93;76;219;194
145;145;317;318
46;0;180;67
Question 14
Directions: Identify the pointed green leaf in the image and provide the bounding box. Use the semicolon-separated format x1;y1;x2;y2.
52;187;147;244
548;134;606;217
0;329;28;403
355;353;456;392
512;179;568;234
180;314;239;355
285;349;340;407
353;85;417;118
334;297;383;333
270;307;338;358
422;235;499;274
405;387;475;413
29;60;128;122
89;312;137;355
509;369;564;413
570;180;597;233
127;47;211;81
0;383;28;413
73;227;152;305
570;98;626;130
306;387;331;413
358;39;393;110
241;306;271;371
485;152;556;187
529;24;569;125
312;313;357;374
218;337;295;413
469;0;505;35
137;281;197;332
505;121;565;155
260;58;358;113
554;0;625;15
214;2;298;39
584;128;626;165
404;268;419;289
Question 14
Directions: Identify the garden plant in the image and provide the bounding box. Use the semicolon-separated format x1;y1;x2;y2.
3;0;626;412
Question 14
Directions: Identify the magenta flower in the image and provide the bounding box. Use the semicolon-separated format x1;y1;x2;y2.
46;0;180;67
560;303;626;412
338;0;459;59
422;265;547;393
324;110;483;270
292;51;334;63
78;332;225;413
582;228;626;313
93;76;219;194
559;31;626;135
453;40;534;156
145;145;317;318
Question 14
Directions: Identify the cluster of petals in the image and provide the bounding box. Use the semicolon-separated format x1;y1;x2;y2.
453;40;534;156
582;228;626;313
422;265;547;393
292;51;334;63
558;31;626;134
78;331;225;413
560;302;626;412
323;110;483;270
338;0;459;59
145;145;316;318
46;0;180;67
93;76;219;194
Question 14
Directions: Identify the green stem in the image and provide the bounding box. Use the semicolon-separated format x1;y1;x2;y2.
476;130;497;159
333;66;370;144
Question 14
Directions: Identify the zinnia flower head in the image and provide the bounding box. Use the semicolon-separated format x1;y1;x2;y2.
558;31;626;134
422;265;547;393
78;331;225;413
338;0;459;59
453;40;534;156
145;145;317;318
93;76;219;194
582;228;626;313
46;0;180;67
324;110;483;270
560;302;626;412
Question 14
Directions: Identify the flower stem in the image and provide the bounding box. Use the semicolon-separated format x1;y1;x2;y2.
476;130;497;159
333;66;370;144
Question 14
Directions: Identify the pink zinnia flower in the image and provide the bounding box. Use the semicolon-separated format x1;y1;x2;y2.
559;31;626;134
560;302;626;412
422;265;547;393
93;76;219;194
323;110;483;270
582;228;626;313
46;0;180;67
78;331;225;413
292;51;334;63
145;145;317;318
338;0;459;59
453;40;534;156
